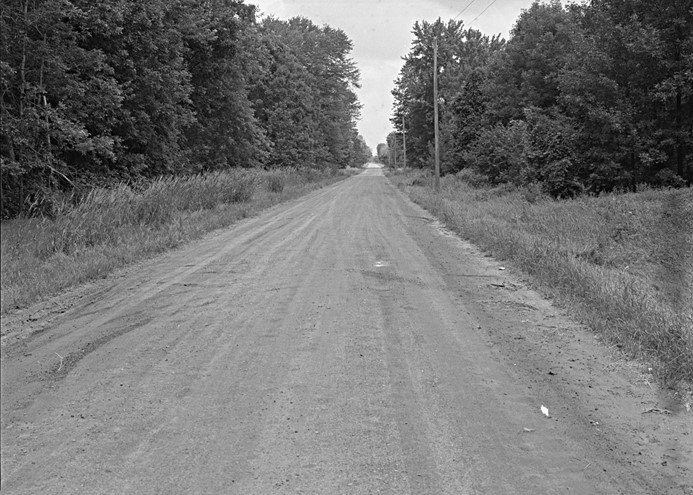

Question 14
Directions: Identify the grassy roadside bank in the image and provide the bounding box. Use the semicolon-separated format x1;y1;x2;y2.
388;169;693;387
1;167;354;316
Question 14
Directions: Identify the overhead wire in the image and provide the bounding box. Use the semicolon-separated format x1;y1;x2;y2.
453;0;478;20
468;0;500;26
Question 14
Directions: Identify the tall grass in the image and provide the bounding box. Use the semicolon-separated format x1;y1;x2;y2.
390;170;693;386
1;167;348;315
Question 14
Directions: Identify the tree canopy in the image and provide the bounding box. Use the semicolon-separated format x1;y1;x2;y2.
392;0;692;195
1;0;369;218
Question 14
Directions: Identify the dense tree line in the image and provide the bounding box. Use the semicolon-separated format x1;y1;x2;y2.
0;0;371;218
392;0;692;196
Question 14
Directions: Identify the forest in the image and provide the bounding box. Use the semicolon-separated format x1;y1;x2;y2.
0;0;372;219
389;0;692;197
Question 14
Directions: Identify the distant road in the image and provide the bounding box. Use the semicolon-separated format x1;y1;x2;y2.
2;167;689;494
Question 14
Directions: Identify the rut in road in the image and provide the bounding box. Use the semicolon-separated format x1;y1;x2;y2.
1;167;690;494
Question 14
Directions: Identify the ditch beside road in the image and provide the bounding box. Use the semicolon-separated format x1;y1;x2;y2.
1;166;691;494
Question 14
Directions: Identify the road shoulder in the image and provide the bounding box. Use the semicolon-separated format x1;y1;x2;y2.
388;179;693;493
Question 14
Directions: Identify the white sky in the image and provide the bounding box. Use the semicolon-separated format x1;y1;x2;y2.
251;0;535;152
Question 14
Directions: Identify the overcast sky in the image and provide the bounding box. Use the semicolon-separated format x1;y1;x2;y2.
251;0;535;152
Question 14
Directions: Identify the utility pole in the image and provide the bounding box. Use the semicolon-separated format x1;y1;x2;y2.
402;114;407;170
433;37;441;191
392;133;397;171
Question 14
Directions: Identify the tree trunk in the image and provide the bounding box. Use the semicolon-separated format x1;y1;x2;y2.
19;0;28;120
675;89;684;178
17;0;29;214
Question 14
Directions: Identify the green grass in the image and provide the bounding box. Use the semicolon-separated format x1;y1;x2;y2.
389;169;693;386
1;167;351;315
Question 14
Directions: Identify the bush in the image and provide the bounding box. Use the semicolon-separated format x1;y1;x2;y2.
541;158;585;198
462;120;531;185
455;168;489;188
653;169;687;188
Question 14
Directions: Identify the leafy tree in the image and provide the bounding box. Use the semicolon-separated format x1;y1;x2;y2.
391;19;463;170
568;0;693;185
376;143;389;164
83;0;195;177
391;19;503;173
462;120;530;184
1;0;122;215
180;0;269;170
1;1;367;218
442;28;504;172
250;18;324;168
348;133;372;167
391;0;691;193
483;1;577;123
249;17;362;168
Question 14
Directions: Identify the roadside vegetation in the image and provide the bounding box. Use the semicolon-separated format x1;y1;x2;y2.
1;2;372;315
384;1;691;193
1;167;351;315
389;169;692;386
1;2;371;219
377;1;692;387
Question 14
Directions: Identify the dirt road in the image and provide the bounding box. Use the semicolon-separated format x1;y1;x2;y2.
2;166;691;494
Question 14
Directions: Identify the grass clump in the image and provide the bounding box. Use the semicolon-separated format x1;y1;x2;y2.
390;169;693;386
266;172;286;193
1;167;348;315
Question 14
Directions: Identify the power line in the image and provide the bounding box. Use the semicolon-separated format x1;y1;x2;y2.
453;0;477;20
468;0;500;26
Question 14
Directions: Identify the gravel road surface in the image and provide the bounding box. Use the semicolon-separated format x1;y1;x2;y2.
2;166;691;494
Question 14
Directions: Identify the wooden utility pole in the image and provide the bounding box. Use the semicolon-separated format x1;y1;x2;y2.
402;114;407;170
433;37;441;191
392;133;397;171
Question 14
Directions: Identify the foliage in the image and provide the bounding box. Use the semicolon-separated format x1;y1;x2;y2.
350;133;373;166
391;19;504;173
391;0;693;194
462;120;530;184
249;17;362;169
180;0;269;170
1;1;368;218
375;143;388;164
